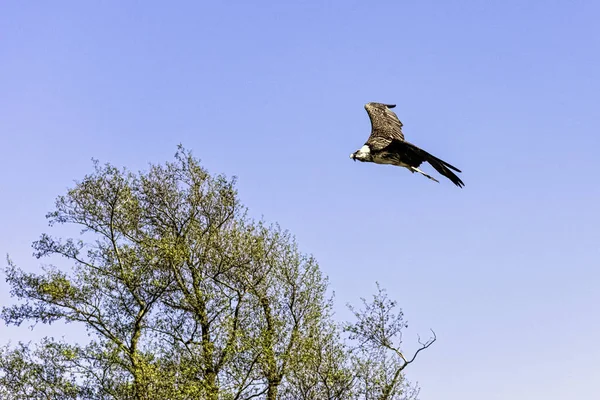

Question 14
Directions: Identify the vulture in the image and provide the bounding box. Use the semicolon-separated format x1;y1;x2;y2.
350;102;464;187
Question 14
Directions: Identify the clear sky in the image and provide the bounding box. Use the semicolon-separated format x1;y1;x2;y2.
1;1;599;398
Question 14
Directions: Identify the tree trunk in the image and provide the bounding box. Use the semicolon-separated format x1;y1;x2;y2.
205;370;219;400
267;379;280;400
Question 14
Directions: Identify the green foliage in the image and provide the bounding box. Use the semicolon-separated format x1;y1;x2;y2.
346;284;435;400
1;146;432;400
0;338;91;399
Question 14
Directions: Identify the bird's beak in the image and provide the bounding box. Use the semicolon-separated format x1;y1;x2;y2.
350;153;356;161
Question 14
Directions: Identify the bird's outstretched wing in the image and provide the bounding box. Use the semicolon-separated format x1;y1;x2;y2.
364;102;405;151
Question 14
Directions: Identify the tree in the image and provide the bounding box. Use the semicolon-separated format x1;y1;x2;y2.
345;284;435;400
280;318;354;399
0;339;88;399
1;146;434;399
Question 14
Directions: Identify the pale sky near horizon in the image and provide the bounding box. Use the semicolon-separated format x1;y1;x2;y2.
1;1;600;399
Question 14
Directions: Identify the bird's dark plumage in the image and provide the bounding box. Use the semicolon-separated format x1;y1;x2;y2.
350;102;464;188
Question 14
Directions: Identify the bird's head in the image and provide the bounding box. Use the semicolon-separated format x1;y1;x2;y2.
350;145;372;162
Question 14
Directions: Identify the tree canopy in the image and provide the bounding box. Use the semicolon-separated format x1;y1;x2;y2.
1;146;434;400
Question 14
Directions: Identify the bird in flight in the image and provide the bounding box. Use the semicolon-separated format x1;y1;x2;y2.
350;102;464;187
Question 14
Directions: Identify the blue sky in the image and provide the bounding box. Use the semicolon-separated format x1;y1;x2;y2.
1;1;599;398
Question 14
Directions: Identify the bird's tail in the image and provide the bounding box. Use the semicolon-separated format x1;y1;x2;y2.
404;142;465;187
423;152;464;187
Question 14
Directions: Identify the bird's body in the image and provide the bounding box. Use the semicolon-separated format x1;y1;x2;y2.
350;102;464;187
